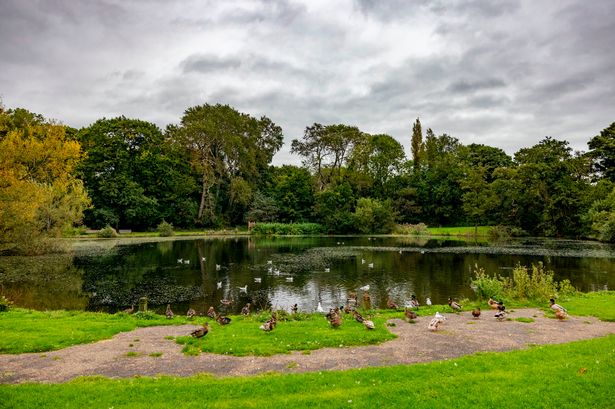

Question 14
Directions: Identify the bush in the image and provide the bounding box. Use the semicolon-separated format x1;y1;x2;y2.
251;223;325;235
157;220;175;237
470;262;577;304
352;198;396;234
97;225;118;238
0;294;13;312
395;223;428;235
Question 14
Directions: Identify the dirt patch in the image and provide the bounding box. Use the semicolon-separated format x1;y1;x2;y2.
1;308;613;384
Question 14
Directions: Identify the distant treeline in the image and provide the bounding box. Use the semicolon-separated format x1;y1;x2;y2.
1;103;614;254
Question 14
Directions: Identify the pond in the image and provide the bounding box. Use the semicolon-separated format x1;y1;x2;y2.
1;236;614;315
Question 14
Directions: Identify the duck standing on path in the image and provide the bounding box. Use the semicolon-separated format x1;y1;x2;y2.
471;307;481;319
428;312;446;331
494;302;506;321
165;304;174;319
488;298;499;310
550;298;567;314
191;322;210;338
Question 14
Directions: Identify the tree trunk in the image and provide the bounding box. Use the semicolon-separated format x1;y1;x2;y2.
198;173;208;222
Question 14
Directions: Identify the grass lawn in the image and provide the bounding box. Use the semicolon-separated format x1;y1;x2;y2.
1;334;613;408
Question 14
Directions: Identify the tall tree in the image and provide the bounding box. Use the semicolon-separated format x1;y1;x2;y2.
587;122;615;181
0;106;89;254
410;118;424;170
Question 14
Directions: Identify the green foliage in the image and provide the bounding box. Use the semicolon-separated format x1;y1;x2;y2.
394;223;428;235
97;225;118;238
587;122;615;181
586;186;615;242
2;335;615;408
471;263;577;303
352;197;396;234
0;294;13;312
156;220;175;237
250;223;325;235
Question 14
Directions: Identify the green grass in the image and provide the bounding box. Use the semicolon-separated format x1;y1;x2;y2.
513;317;535;323
549;291;615;322
425;226;492;236
0;309;195;354
176;311;396;356
1;334;613;408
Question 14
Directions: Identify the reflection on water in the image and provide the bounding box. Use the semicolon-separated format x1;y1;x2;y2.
1;236;614;313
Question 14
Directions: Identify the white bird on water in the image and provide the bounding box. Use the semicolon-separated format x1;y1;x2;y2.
360;284;370;291
238;285;248;293
286;277;293;282
368;263;374;268
254;277;262;283
217;281;222;289
201;257;206;262
216;264;221;271
184;260;190;265
177;258;183;264
324;268;330;273
361;259;365;264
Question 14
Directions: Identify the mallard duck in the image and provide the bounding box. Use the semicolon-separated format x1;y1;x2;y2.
549;298;567;313
488;298;499;309
122;304;134;314
260;314;277;331
363;292;372;309
220;298;234;306
216;313;232;325
207;306;216;318
410;294;420;308
448;297;462;311
494;303;506;320
241;303;251;316
291;303;298;314
471;307;481;319
186;308;196;319
191;322;210;338
428;317;442;331
329;312;342;328
405;308;418;320
352;309;365;323
363;319;375;330
555;308;567;320
387;297;399;310
165;304;174;319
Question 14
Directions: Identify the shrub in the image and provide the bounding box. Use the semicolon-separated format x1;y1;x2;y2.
157;220;175;237
470;265;505;301
395;223;428;235
97;225;118;238
251;223;325;235
0;294;13;312
352;198;396;234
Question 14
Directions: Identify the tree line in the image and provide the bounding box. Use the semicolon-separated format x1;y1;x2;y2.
1;102;614;254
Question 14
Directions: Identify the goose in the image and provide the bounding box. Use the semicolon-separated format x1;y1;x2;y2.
448;297;462;311
238;285;248;293
216;281;222;289
122;304;135;314
190;322;210;338
360;284;370;291
165;304;174;319
471;308;481;319
241;303;251;316
186;308;197;319
316;302;324;313
425;297;432;306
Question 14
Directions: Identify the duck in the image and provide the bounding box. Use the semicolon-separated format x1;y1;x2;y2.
428;317;442;331
448;297;462;311
165;304;174;319
324;268;330;273
363;319;375;330
220;298;234;306
387;297;399;310
186;308;197;319
435;311;446;321
363;292;372;309
216;313;232;325
291;303;298;314
494;302;506;320
190;322;210;338
555;308;567;320
471;307;481;319
352;309;365;323
410;294;420;308
425;297;432;306
122;304;135;314
207;306;216;318
241;303;251;316
549;298;567;313
488;298;499;310
260;314;277;331
328;311;342;328
405;308;418;320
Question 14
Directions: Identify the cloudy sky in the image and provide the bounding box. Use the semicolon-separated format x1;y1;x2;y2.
1;0;613;164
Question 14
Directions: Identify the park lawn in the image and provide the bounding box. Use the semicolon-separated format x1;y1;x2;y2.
426;226;492;236
1;334;614;409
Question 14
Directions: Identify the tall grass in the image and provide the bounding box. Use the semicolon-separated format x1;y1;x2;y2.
250;223;325;235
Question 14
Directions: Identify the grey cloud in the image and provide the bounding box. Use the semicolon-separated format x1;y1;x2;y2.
448;78;506;94
181;55;242;73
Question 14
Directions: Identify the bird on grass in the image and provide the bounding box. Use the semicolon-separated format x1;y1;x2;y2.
471;307;481;319
425;297;432;306
123;304;134;314
387;297;399;310
363;318;375;330
220;298;234;306
241;303;251;316
405;308;418;320
410;294;420;308
165;304;174;319
352;309;365;323
191;322;210;338
291;304;298;314
327;309;342;328
207;306;216;318
216;313;232;325
260;313;277;331
448;297;462;311
186;308;196;319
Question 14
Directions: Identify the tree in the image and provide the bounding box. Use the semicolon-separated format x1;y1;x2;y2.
272;165;315;223
410;118;424;170
352;197;396;234
291;123;362;190
587;122;615;181
586;185;615;242
313;181;356;233
166;104;283;225
77;117;195;229
461;166;497;234
0;106;89;254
